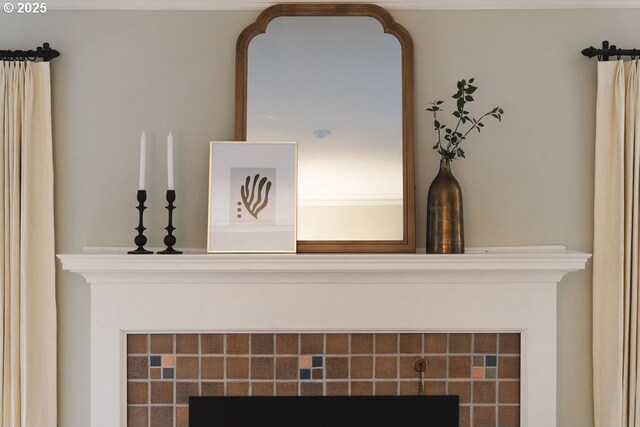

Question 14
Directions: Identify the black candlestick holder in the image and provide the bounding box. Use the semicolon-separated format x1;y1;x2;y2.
157;190;182;254
128;190;152;254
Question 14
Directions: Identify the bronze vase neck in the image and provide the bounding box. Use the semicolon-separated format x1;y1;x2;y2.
426;158;464;254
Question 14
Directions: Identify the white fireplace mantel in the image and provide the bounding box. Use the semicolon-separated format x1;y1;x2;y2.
58;245;590;427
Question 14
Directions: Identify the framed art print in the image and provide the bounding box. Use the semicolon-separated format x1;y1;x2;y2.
207;141;297;253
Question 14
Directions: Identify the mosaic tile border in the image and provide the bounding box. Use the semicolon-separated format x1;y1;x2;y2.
127;333;521;427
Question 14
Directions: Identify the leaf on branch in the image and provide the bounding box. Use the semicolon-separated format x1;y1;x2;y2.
427;78;504;161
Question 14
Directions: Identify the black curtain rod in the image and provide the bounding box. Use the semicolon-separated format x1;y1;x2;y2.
582;40;640;61
0;43;59;62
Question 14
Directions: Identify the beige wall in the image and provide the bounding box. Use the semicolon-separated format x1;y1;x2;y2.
2;7;638;427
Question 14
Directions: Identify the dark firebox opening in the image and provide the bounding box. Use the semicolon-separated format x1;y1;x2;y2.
189;395;459;427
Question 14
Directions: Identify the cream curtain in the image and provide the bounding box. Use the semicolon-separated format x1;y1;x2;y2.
0;61;56;426
593;59;640;427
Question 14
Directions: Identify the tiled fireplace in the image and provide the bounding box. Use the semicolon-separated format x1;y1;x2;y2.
58;245;590;427
126;332;521;427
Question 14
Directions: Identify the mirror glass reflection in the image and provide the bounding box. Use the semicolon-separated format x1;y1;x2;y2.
246;16;404;240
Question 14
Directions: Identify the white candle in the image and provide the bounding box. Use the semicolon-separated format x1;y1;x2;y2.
167;131;174;190
138;132;146;190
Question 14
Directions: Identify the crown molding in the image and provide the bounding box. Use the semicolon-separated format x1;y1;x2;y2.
43;0;640;10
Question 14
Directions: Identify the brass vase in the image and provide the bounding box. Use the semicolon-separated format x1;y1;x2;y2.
426;158;464;254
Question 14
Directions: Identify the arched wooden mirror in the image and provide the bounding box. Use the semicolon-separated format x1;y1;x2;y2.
235;3;415;253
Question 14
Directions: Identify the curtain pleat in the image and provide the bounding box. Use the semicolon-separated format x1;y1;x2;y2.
594;59;625;427
594;59;640;427
624;61;640;427
0;61;56;427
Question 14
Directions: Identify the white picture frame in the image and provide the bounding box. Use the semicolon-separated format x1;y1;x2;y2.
207;141;297;253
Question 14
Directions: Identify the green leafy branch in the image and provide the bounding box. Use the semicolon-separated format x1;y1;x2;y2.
426;78;504;161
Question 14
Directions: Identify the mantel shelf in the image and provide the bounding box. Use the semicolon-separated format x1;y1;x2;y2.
58;244;591;284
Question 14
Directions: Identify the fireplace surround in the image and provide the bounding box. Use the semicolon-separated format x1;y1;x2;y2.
58;245;590;427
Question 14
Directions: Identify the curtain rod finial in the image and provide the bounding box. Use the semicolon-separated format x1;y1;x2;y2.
582;46;597;58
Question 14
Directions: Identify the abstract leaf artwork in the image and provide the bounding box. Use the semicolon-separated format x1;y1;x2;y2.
240;174;272;219
230;168;276;223
208;141;296;253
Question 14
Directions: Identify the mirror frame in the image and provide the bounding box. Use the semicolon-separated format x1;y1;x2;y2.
235;3;415;253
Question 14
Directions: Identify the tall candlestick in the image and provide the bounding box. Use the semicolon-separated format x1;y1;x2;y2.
138;132;146;190
167;132;174;190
